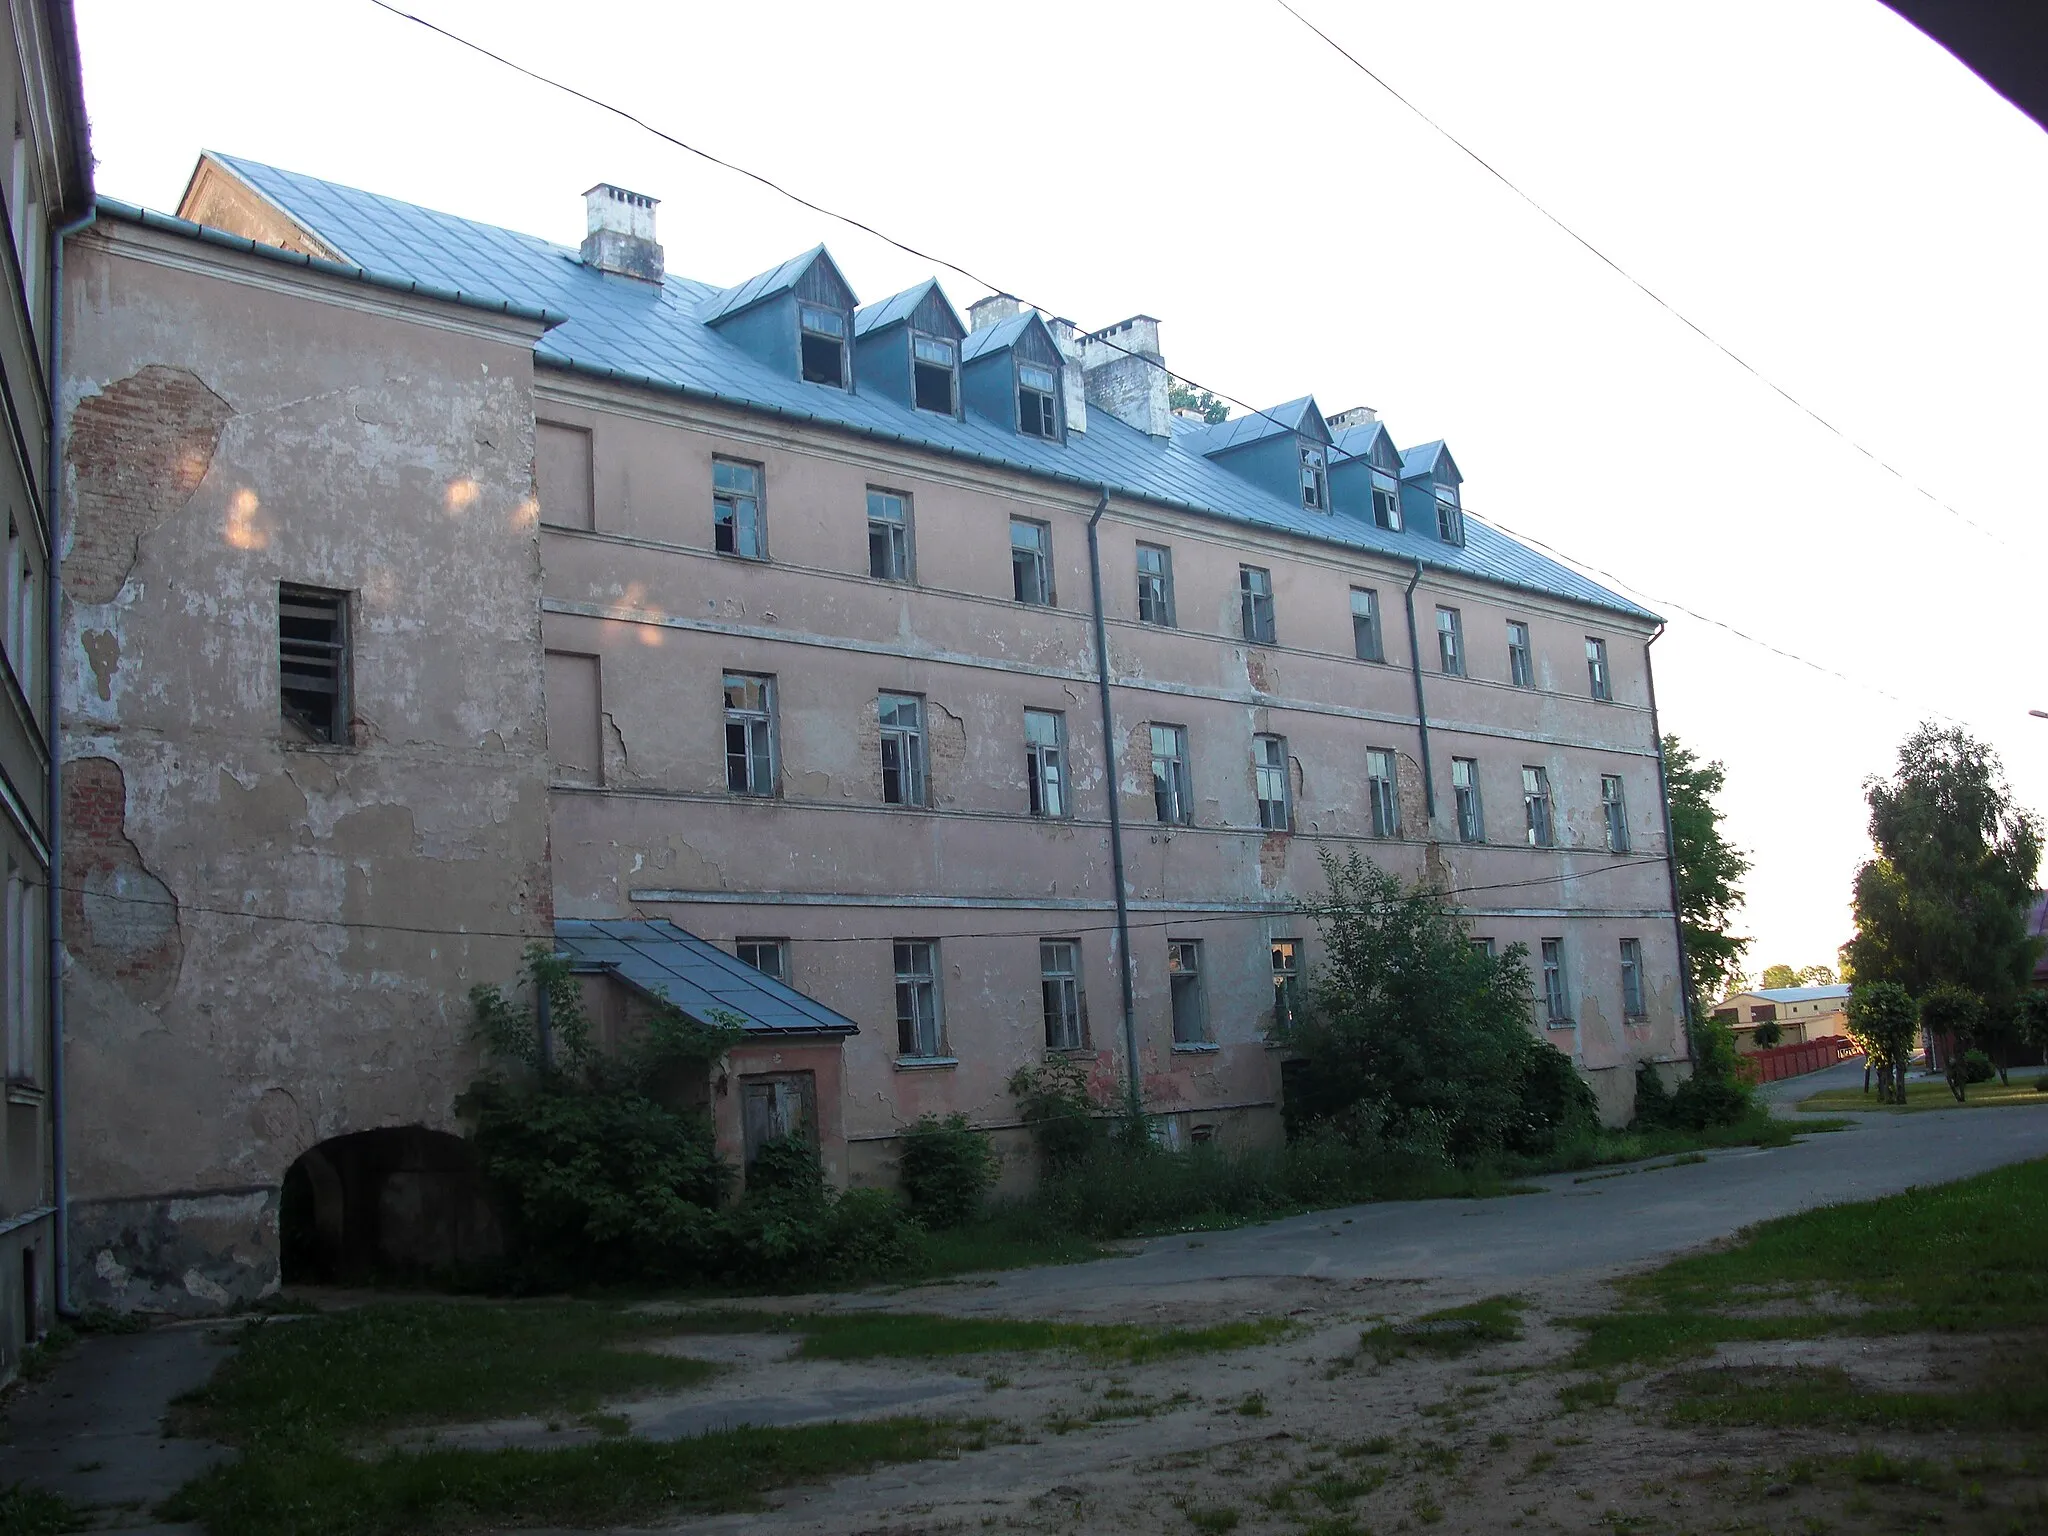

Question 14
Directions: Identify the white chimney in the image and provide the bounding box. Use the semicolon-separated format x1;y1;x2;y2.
580;183;663;282
1043;316;1088;434
1326;406;1379;432
968;293;1023;332
1079;315;1170;439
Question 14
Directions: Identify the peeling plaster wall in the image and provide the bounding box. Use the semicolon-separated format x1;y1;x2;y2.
58;224;554;1313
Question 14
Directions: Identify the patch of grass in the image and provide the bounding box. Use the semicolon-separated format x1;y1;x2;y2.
161;1416;987;1536
1233;1391;1269;1417
1557;1377;1618;1412
667;1309;1291;1364
1665;1360;2048;1431
1569;1309;1837;1369
1305;1470;1387;1507
1362;1295;1523;1362
0;1482;87;1534
1184;1507;1240;1534
1798;1072;2048;1114
1341;1435;1395;1457
18;1325;77;1383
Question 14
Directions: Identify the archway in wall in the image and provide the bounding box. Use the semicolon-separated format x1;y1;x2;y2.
278;1126;501;1283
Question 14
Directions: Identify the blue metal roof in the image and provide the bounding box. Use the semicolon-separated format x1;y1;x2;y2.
958;308;1037;362
1330;418;1398;467
199;153;1655;623
1184;395;1322;457
854;276;942;337
697;245;829;325
1401;440;1459;484
1746;985;1851;1004
555;918;859;1036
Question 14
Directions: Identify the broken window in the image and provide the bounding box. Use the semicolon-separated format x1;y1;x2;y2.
723;673;776;796
1169;940;1207;1045
713;457;764;559
279;583;349;745
1025;708;1067;818
737;938;788;983
1040;940;1086;1050
1299;442;1328;511
1254;733;1291;831
1436;606;1464;676
1620;938;1646;1019
1452;756;1483;843
1586;636;1611;701
742;1072;817;1166
1367;748;1400;838
1372;476;1402;531
1151;724;1193;825
799;302;848;387
1507;621;1533;688
894;940;944;1057
1017;362;1059;438
1523;765;1554;847
1542;939;1569;1023
867;487;912;582
1239;565;1275;645
1271;938;1301;1027
1011;517;1052;605
1351;587;1383;662
1136;542;1175;626
911;332;956;414
1435;485;1464;545
1602;773;1630;852
879;692;927;806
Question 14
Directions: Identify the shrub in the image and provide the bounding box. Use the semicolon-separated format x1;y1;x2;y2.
1962;1048;1997;1085
1846;980;1918;1104
1750;1019;1783;1049
897;1114;998;1229
1009;1057;1101;1170
1506;1042;1601;1154
1632;1062;1674;1128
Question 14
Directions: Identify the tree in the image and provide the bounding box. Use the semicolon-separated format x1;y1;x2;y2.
1845;980;1917;1104
1663;736;1751;1015
1843;724;2042;1028
1168;379;1230;425
1758;964;1799;990
1919;982;1987;1100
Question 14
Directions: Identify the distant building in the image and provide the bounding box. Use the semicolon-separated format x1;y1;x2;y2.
1712;985;1851;1051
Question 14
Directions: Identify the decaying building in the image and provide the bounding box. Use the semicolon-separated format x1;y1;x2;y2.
57;152;1691;1311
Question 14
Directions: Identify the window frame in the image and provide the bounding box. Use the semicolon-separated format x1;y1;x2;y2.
1601;773;1630;852
1541;938;1569;1023
866;486;913;583
1254;732;1291;832
1299;441;1329;511
1040;938;1087;1051
1436;605;1464;676
712;456;766;560
1586;636;1612;701
910;330;957;415
1371;475;1403;531
1451;756;1484;843
1135;542;1176;627
1271;938;1301;1028
1366;747;1400;838
736;937;790;984
1025;707;1068;819
1523;765;1555;847
1239;565;1276;646
722;671;778;797
1435;484;1464;545
1168;939;1208;1046
893;939;946;1059
798;300;850;389
1507;620;1534;688
1016;360;1060;439
1150;723;1194;826
1010;516;1054;606
278;582;351;747
1620;938;1647;1020
1351;587;1384;663
879;691;929;807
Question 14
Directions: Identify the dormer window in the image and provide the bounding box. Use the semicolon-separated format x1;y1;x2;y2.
1300;445;1328;511
912;334;957;414
799;303;849;387
1435;484;1464;545
1372;476;1402;531
1018;363;1059;438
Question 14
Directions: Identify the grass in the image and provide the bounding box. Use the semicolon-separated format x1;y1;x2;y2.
0;1481;86;1535
1361;1295;1524;1363
1798;1070;2048;1114
662;1308;1293;1363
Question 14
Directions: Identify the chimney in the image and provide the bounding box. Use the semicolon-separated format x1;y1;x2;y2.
1079;315;1170;439
1326;405;1378;432
1043;316;1088;434
968;293;1023;332
580;183;663;282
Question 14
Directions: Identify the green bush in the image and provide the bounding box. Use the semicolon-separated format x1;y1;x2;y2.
1749;1019;1783;1049
1507;1042;1601;1154
1008;1058;1101;1170
1962;1048;1997;1085
897;1114;998;1229
1632;1062;1674;1128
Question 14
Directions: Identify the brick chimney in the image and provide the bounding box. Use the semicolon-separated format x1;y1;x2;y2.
1079;316;1170;439
580;184;663;282
968;293;1023;332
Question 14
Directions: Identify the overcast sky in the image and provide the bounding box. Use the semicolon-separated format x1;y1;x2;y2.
73;0;2048;983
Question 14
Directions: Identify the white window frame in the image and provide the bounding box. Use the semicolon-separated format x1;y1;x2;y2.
1541;938;1569;1023
1136;542;1175;626
1602;773;1630;852
1371;475;1402;531
1025;708;1068;818
722;672;777;797
1436;606;1464;676
736;937;789;984
1040;939;1086;1050
1017;361;1060;438
713;457;766;559
879;692;928;807
1240;565;1276;645
1351;587;1384;663
1620;938;1647;1020
1507;620;1533;688
1367;748;1400;838
1523;765;1554;847
1011;517;1053;605
894;940;945;1058
1151;723;1193;825
798;301;849;389
1586;636;1612;701
1299;442;1328;511
910;331;957;415
1451;756;1483;843
1254;733;1291;832
866;487;912;582
1271;938;1301;1026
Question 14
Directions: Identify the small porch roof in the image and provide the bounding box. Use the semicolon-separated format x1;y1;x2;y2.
554;918;859;1037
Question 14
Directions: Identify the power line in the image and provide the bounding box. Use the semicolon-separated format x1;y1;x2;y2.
1269;0;2009;552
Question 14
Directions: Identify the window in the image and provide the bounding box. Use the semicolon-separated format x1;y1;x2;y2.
1586;637;1611;700
1254;734;1291;831
1169;940;1207;1045
1017;362;1059;438
1367;748;1400;838
1451;757;1483;843
1620;938;1646;1020
1025;708;1067;818
1239;565;1275;645
879;692;927;806
1351;587;1384;662
723;673;776;796
798;301;848;387
737;938;788;983
1471;937;1497;959
4;862;25;1083
1436;606;1464;676
1601;773;1630;852
1435;486;1464;545
1507;621;1533;688
1541;939;1569;1023
1041;940;1086;1050
1299;443;1328;511
1271;938;1301;1027
1523;765;1554;847
1372;477;1402;531
867;488;912;582
1151;724;1193;825
911;332;956;414
1136;543;1175;626
1011;517;1053;605
279;584;349;745
713;458;765;558
894;941;944;1057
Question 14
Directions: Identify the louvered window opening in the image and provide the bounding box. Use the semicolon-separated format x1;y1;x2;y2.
279;584;348;745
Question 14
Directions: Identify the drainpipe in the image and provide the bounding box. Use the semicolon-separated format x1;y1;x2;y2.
1400;560;1436;822
48;205;95;1316
1644;624;1694;1071
1085;487;1141;1119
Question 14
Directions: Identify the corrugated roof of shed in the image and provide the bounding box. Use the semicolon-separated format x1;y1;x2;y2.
554;918;859;1036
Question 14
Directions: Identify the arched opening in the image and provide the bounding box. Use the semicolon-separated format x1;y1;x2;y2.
278;1127;501;1284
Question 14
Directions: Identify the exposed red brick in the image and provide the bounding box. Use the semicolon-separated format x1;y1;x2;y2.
62;756;184;1004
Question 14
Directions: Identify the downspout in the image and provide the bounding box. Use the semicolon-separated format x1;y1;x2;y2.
1400;560;1436;821
1644;624;1694;1070
48;205;94;1315
1085;487;1141;1119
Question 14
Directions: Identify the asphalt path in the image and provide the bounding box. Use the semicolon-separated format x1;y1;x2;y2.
929;1061;2048;1311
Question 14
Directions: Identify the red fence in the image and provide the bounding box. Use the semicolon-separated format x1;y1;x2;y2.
1735;1035;1858;1085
